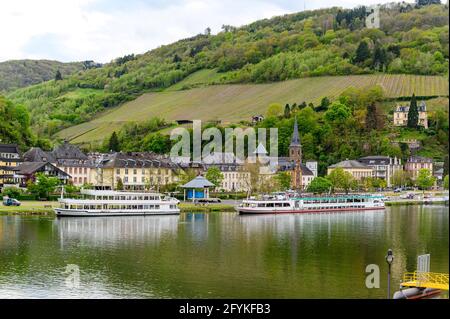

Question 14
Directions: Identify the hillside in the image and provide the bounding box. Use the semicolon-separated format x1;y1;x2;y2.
0;59;101;92
55;73;449;143
7;3;449;137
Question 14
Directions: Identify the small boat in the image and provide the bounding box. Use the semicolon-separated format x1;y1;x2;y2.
236;194;385;214
55;189;180;217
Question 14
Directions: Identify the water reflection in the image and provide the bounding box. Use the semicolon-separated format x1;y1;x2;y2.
0;206;447;298
56;215;179;247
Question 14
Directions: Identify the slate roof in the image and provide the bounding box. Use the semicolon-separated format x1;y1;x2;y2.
53;141;88;160
329;159;371;169
23;147;55;162
97;152;180;169
181;175;215;188
290;118;301;147
0;144;19;154
14;161;70;177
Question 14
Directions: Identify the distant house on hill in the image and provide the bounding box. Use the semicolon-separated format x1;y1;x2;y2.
251;115;264;124
393;101;428;128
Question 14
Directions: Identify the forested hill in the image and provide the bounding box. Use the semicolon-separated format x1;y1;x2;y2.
7;3;449;138
0;59;101;92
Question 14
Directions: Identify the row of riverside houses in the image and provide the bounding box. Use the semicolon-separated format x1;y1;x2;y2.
327;155;443;187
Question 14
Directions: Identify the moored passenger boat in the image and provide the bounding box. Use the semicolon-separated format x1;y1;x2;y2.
55;189;180;217
237;194;385;214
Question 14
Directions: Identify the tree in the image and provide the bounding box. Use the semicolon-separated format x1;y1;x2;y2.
407;94;419;129
55;70;63;81
444;175;449;190
365;102;378;131
266;103;283;117
416;168;435;190
204;27;211;36
1;186;22;198
327;168;355;193
391;170;407;188
354;41;370;64
284;104;291;118
205;167;224;188
307;177;332;193
373;46;387;70
27;173;60;199
108;131;120;152
316;97;330;112
324;102;351;125
116;177;124;191
276;171;291;190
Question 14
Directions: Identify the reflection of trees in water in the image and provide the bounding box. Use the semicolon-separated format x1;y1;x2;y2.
55;216;179;247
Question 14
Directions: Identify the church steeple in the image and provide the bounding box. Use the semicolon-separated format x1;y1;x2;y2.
289;118;302;162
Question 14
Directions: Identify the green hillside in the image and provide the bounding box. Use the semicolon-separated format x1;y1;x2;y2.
55;73;449;143
7;3;449;138
0;59;100;92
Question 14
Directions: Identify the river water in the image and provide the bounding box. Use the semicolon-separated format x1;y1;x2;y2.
0;205;448;298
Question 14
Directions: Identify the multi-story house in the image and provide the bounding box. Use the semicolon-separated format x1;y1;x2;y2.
202;152;250;192
92;152;181;191
404;156;433;180
23;141;93;186
358;156;403;187
0;144;22;190
393;101;428;128
14;162;70;188
327;159;373;181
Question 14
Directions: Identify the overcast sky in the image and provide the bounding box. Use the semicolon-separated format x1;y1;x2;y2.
0;0;415;63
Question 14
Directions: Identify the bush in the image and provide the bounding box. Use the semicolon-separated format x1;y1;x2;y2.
1;186;23;198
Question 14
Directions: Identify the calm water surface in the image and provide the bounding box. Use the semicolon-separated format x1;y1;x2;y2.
0;205;448;298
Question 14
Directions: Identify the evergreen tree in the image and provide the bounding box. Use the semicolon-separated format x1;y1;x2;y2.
373;46;387;70
108;131;120;152
407;94;419;129
55;70;63;81
354;41;370;64
284;104;291;118
365;102;378;131
116;178;124;191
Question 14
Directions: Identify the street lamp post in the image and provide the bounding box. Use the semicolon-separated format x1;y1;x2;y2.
385;249;394;299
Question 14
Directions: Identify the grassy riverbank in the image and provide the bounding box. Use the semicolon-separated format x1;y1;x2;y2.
0;201;56;215
179;203;235;212
0;201;236;215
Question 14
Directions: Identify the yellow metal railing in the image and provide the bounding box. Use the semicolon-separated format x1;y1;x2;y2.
401;271;449;290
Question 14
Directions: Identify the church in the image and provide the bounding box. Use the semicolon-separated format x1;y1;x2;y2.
277;118;317;191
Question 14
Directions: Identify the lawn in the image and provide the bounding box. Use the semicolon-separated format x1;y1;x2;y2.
0;201;57;214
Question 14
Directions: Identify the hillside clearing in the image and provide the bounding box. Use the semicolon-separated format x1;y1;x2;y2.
55;74;449;143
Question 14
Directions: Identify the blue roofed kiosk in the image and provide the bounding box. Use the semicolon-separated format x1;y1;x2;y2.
181;175;215;202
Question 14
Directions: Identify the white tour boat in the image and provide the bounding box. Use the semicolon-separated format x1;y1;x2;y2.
237;194;385;214
55;189;180;217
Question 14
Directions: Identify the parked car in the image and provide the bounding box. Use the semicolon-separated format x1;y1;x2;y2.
2;198;21;206
394;188;403;193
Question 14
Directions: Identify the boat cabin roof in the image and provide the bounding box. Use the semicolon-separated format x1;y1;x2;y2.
80;189;162;197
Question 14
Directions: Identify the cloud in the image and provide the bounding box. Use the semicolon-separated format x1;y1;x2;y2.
0;0;415;63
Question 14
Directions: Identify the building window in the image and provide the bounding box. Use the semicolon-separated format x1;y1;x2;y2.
125;169;128;174
133;169;137;174
116;168;120;174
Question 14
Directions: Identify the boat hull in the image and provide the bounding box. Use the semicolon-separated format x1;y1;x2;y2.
236;206;385;215
54;208;180;217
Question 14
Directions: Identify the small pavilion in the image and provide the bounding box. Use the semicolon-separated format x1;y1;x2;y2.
181;175;215;202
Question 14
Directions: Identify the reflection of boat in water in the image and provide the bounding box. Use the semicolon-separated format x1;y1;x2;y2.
56;215;179;245
55;189;180;217
237;194;385;215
